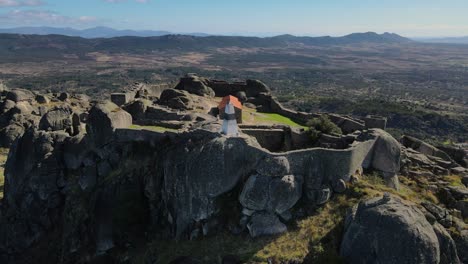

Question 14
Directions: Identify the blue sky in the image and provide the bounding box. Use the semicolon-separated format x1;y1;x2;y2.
0;0;467;37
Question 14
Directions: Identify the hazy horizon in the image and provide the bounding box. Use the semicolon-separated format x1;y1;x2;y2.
1;0;468;38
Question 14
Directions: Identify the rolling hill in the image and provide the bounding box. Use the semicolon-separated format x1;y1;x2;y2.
0;32;413;62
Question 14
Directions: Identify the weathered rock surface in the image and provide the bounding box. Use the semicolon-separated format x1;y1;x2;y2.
0;124;24;146
247;212;287;237
86;101;132;145
453;230;468;264
39;106;80;135
35;94;50;104
175;74;215;97
341;195;461;264
401;135;452;161
239;174;302;214
0;113;406;262
244;79;270;97
6;89;34;103
122;99;150;120
371;129;401;189
256;156;290;176
159;88;194;110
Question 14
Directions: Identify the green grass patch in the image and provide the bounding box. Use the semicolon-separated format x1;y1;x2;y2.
243;108;307;129
444;175;464;187
129;124;179;133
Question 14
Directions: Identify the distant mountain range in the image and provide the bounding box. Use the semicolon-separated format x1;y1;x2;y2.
0;31;414;63
416;36;468;44
0;27;414;42
0;26;211;38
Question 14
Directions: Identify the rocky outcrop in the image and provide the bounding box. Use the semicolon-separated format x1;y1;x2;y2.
86;101;132;145
371;129;402;189
437;145;467;167
244;79;271;97
122;99;151;120
175;74;215;97
0;91;91;147
247;212;287;237
341;195;461;264
39;105;81;136
6;89;34;103
239;174;302;214
0;116;404;263
159;88;194;110
401;135;452;161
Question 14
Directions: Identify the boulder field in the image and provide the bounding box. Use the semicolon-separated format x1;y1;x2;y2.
0;101;404;263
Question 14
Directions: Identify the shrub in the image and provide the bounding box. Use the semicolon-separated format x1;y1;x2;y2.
306;115;342;141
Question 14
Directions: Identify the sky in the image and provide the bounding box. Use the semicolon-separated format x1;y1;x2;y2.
0;0;468;37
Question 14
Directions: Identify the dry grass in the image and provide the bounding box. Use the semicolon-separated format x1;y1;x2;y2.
0;148;9;199
136;171;439;264
129;124;178;133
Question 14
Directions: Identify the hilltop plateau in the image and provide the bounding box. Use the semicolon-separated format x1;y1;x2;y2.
0;74;466;263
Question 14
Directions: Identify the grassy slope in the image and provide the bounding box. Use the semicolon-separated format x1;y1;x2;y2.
137;172;457;264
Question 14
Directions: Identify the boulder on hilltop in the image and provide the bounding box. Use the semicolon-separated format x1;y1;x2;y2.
39;105;81;136
175;74;215;97
86;101;132;145
341;195;461;264
245;79;271;97
6;89;35;103
159;88;194;110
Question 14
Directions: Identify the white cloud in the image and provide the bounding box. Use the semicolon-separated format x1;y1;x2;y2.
0;0;44;7
0;9;98;26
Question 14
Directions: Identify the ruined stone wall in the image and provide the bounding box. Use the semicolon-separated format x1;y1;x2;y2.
364;115;387;130
240;125;310;152
241;128;285;152
110;83;145;106
146;84;172;98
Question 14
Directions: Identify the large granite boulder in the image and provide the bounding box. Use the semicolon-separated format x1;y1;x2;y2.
11;101;34;115
371;129;402;189
122;99;150;120
247;211;287;237
6;89;35;103
239;174;302;214
0;123;24;146
86;101;132;145
1;129;69;255
175;74;215;97
159;89;194;110
341;195;460;264
433;223;461;264
35;94;50;104
245;79;271;97
160;133;263;238
0;100;15;113
453;230;468;264
39;106;80;135
256;156;290;176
